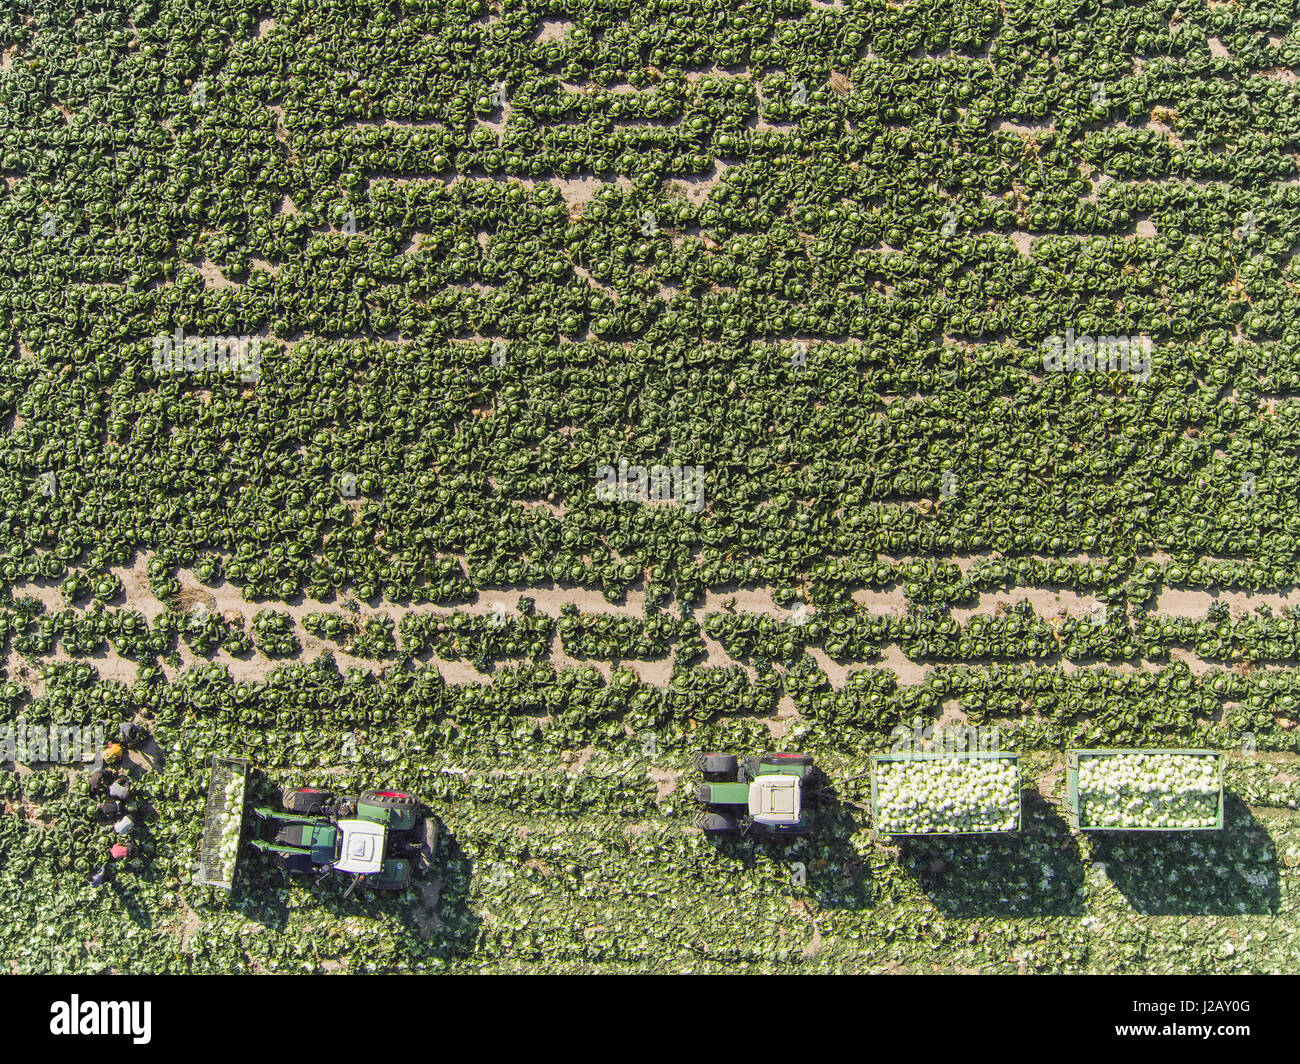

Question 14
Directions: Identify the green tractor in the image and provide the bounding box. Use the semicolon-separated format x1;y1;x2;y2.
693;751;819;836
249;787;439;896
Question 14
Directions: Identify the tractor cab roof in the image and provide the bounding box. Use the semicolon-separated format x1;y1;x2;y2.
333;819;388;875
748;775;802;826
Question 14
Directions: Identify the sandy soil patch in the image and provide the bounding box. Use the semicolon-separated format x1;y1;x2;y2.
1157;587;1300;616
876;643;932;685
485;585;646;618
935;699;968;729
1166;647;1222;677
564;745;596;774
426;658;494;685
547;176;603;215
631;657;674;686
850;586;909;617
672;163;732;206
196;259;236;289
765;715;796;740
950;589;1102;623
698;587;799;619
536;19;572;41
648;766;680;801
805;647;851;687
997;120;1052;136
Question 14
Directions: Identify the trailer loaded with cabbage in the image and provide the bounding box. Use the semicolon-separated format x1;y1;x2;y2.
194;756;250;890
871;752;1022;836
1067;749;1225;831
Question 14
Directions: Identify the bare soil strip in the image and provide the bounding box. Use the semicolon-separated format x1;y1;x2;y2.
8;553;1296;695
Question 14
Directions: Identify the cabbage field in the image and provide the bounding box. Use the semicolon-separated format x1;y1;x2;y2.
4;0;1300;974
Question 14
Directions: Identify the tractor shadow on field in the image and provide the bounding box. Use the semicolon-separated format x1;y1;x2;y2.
396;826;482;959
898;791;1086;918
1089;794;1281;916
230;872;292;932
702;781;875;911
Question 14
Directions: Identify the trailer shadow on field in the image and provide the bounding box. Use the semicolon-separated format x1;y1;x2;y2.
1089;794;1280;916
898;791;1086;918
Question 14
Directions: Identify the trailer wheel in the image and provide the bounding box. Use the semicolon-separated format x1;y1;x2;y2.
695;753;739;781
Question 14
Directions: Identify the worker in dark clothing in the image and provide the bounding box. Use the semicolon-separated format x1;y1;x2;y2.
88;768;114;794
96;800;123;821
89;769;131;799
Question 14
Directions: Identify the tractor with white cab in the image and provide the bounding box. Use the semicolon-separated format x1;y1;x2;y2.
693;752;820;836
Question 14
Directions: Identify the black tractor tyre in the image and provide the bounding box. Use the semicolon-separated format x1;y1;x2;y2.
360;790;421;812
695;810;740;834
282;787;333;815
761;752;813;768
695;752;739;781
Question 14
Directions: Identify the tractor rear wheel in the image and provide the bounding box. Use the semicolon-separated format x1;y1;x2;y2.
282;787;333;815
695;810;740;834
360;790;419;810
762;752;812;768
694;752;739;781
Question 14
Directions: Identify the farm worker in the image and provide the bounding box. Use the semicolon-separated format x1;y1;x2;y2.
88;768;115;794
109;842;134;860
96;801;123;821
